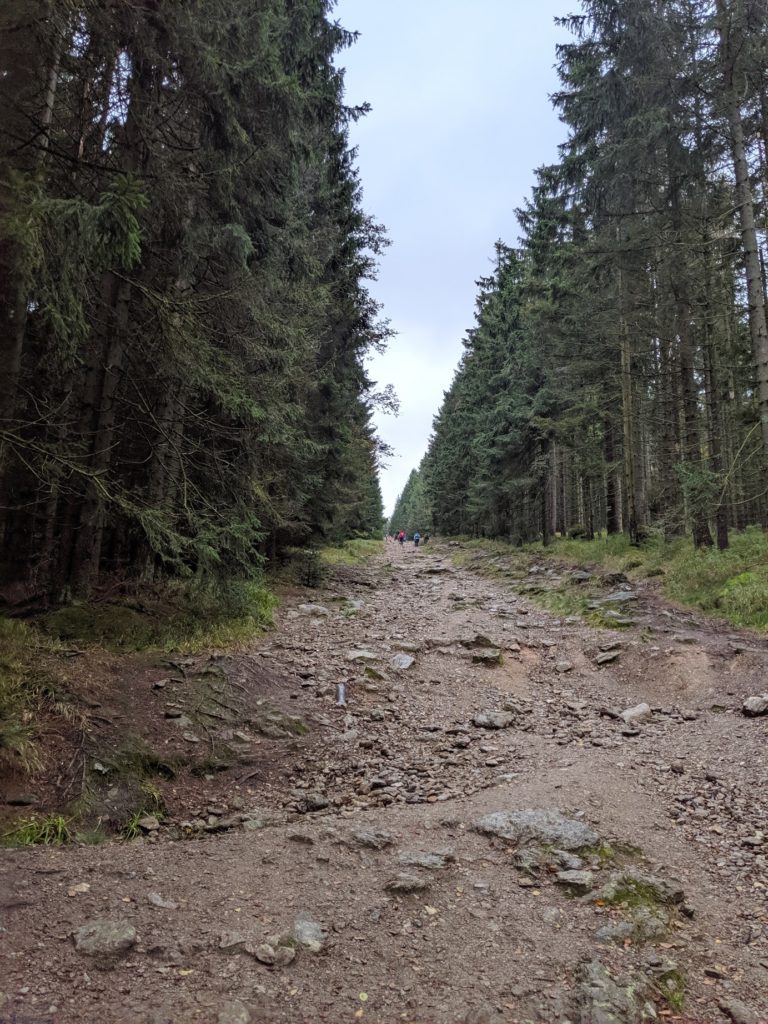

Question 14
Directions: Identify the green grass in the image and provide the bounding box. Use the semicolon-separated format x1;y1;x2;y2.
42;577;277;654
319;538;383;567
2;813;72;847
450;526;768;632
0;618;75;772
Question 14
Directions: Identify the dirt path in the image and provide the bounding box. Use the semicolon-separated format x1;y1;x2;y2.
3;542;768;1024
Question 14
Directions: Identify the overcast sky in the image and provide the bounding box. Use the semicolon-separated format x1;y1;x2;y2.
333;1;572;515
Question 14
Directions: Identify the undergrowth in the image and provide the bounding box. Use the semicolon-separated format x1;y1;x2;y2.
450;525;768;632
319;538;383;567
42;577;277;653
0;618;74;772
2;813;72;847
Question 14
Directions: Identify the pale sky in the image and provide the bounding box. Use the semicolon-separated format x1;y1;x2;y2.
333;1;572;514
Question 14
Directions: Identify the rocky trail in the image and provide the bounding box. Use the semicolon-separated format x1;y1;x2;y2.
3;542;768;1024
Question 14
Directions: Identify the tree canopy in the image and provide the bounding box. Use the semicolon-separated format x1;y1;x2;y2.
0;0;387;600
409;0;768;550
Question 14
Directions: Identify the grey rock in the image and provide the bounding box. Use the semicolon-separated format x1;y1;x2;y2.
742;694;768;717
398;849;454;870
620;703;652;725
391;653;415;670
601;591;638;603
556;869;594;894
73;919;137;957
471;648;502;665
217;1000;252;1024
475;809;598;850
472;711;514;730
204;815;241;833
146;891;178;910
298;603;330;617
385;873;431;894
460;633;498;649
252;942;295;967
597;869;684;907
595;651;620;666
219;931;247;952
718;998;760;1024
296;792;329;814
554;850;585;871
348;828;396;850
599;640;622;652
346;649;378;663
555;661;574;674
138;815;160;832
290;911;326;952
600;906;666;945
596;922;636;944
463;1011;493;1024
578;960;646;1024
5;793;37;806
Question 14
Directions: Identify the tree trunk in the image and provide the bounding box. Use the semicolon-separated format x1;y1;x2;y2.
717;0;768;457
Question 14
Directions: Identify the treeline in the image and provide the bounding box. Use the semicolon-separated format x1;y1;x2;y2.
0;0;386;603
396;0;768;549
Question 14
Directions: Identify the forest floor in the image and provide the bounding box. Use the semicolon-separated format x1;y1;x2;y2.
2;540;768;1024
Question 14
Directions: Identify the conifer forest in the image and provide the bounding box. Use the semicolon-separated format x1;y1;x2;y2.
0;0;388;602
391;0;768;553
6;6;768;1021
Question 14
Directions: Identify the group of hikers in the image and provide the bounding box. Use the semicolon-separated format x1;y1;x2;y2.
388;530;429;548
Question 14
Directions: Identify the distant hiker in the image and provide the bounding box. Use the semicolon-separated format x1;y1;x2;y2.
398;531;405;545
413;531;421;548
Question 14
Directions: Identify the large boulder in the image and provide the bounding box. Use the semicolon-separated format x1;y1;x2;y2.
474;809;598;850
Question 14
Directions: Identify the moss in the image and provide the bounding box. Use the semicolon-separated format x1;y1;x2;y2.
655;968;686;1011
40;578;277;654
45;604;155;646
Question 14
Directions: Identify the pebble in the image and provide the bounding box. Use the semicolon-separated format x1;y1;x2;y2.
146;891;178;910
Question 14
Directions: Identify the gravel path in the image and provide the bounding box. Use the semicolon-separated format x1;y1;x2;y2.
2;542;768;1024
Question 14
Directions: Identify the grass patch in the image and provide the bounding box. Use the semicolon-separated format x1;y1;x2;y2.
103;740;177;782
41;577;277;654
319;538;383;567
2;813;72;847
449;526;768;632
0;617;75;772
